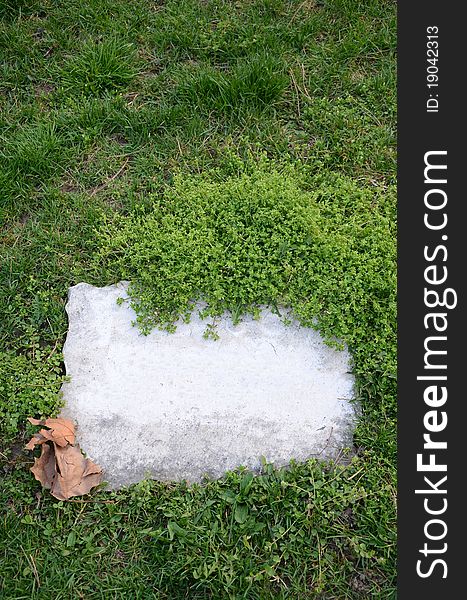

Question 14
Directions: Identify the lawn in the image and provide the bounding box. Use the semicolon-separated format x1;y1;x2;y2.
1;0;397;597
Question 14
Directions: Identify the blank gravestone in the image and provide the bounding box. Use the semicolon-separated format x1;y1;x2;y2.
60;282;357;488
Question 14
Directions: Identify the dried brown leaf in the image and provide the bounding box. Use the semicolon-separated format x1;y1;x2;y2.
27;417;75;447
26;416;102;500
24;432;47;450
30;444;57;490
52;444;102;500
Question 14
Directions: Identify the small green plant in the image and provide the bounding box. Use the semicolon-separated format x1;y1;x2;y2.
202;322;220;341
0;349;66;442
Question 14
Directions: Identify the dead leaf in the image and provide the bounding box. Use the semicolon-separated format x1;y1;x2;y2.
25;432;47;450
51;444;102;501
25;417;102;500
30;443;56;490
27;417;76;447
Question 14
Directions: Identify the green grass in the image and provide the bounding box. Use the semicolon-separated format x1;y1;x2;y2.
60;37;139;97
1;0;396;597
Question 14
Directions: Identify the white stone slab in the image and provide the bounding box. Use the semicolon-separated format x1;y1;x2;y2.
60;282;357;488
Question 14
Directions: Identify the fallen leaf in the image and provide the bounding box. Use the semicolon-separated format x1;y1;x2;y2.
26;417;102;500
27;417;76;447
24;432;47;450
30;443;56;490
51;444;102;501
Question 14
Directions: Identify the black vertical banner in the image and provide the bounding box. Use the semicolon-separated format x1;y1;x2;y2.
398;3;464;597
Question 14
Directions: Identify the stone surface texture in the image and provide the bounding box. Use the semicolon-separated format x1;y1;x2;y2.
60;282;357;488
